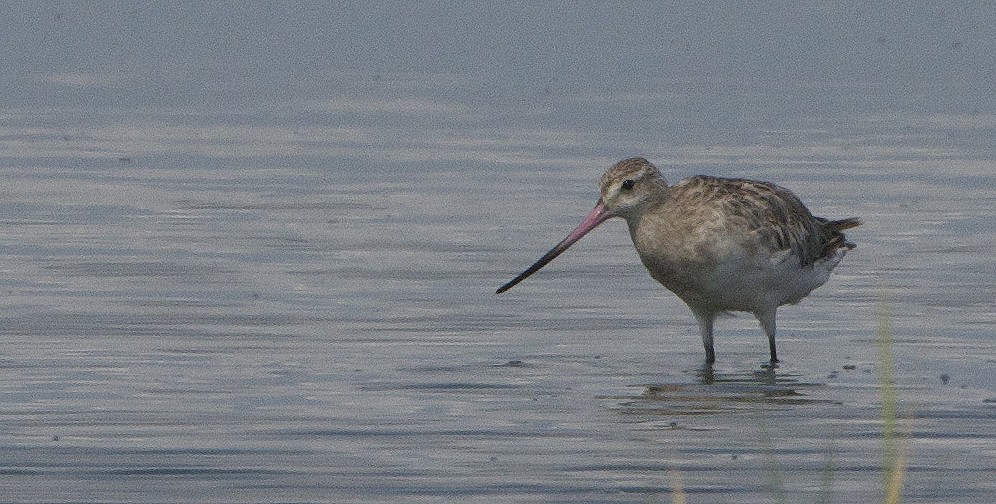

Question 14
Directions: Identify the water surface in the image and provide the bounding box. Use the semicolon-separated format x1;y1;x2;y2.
1;4;995;503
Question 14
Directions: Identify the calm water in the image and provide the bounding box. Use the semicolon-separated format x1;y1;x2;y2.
1;79;994;503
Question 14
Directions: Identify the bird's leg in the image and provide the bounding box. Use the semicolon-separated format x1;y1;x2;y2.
756;308;778;363
692;309;716;364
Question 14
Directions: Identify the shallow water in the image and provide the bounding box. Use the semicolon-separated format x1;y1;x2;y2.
1;89;993;503
2;3;996;500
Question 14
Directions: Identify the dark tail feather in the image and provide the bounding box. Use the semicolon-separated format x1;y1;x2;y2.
825;217;861;250
829;217;861;231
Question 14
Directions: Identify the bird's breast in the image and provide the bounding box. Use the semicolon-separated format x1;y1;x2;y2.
627;209;778;310
629;207;754;269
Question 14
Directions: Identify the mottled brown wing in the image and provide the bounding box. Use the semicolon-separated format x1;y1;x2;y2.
678;176;857;266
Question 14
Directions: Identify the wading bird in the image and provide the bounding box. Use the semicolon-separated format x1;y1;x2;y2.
496;158;859;364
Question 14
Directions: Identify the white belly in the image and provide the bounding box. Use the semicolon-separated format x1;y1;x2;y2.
636;237;847;313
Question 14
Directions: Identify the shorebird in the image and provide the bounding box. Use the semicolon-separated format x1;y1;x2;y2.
497;157;860;364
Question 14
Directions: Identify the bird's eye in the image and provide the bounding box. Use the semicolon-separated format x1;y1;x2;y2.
621;179;636;191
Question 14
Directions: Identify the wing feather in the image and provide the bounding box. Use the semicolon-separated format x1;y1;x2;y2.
673;176;859;267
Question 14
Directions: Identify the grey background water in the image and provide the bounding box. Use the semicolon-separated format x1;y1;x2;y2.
1;2;994;503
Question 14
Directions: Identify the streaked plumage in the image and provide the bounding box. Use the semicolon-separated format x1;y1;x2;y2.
497;157;860;364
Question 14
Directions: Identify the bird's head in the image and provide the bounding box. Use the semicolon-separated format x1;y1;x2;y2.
496;157;668;294
598;157;669;218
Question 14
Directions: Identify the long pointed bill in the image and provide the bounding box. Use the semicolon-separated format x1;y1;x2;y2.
496;201;611;294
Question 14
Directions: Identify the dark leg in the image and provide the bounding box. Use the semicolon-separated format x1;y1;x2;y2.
692;309;716;364
756;308;778;363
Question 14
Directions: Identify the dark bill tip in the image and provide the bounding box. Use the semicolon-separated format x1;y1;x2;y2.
495;201;610;295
